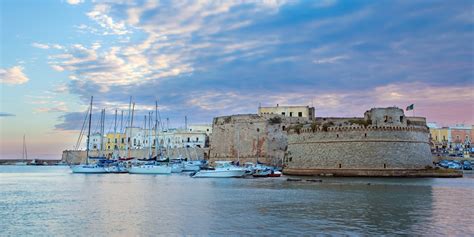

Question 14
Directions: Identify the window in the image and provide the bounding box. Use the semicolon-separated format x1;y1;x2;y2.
282;126;286;130
282;112;286;115
257;128;260;132
400;116;404;123
128;137;130;143
298;112;303;117
289;112;293;117
338;164;342;168
121;138;124;143
187;137;190;142
196;137;199;142
364;133;367;137
336;134;339;138
107;146;110;150
133;139;136;145
384;164;386;169
207;129;209;132
115;138;117;143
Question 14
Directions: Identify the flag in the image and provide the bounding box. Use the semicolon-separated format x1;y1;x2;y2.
406;104;414;111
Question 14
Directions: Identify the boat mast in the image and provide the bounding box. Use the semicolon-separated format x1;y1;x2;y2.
155;101;159;159
149;111;152;159
144;114;147;158
86;96;93;165
22;134;27;161
126;97;132;157
100;109;105;158
129;102;135;159
113;109;118;159
237;126;240;164
120;110;123;155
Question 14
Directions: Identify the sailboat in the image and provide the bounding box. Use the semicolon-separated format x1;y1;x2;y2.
104;109;129;173
15;135;28;165
129;100;171;174
71;96;107;174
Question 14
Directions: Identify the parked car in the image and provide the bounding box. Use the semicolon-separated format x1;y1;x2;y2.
448;162;462;169
439;160;450;168
462;161;472;170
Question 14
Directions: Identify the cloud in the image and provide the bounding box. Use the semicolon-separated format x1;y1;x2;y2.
0;112;16;117
34;0;472;128
66;0;83;5
87;4;130;35
0;66;29;85
313;55;349;64
32;42;50;49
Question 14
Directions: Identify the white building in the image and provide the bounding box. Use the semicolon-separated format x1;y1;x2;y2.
258;104;315;120
187;124;212;136
87;124;210;151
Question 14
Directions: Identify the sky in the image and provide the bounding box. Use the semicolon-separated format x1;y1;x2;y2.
0;0;473;159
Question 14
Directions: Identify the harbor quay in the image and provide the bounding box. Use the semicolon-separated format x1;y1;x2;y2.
207;106;464;177
55;104;469;177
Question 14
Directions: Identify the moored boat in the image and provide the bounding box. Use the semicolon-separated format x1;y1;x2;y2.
252;168;272;178
129;163;172;174
268;170;282;177
191;161;246;178
171;163;184;173
71;164;107;173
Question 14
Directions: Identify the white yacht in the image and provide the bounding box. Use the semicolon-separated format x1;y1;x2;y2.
183;160;201;172
104;162;129;173
71;164;107;173
171;163;184;173
129;163;172;174
191;161;246;178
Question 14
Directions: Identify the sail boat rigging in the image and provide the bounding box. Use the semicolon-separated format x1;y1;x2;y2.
71;96;107;173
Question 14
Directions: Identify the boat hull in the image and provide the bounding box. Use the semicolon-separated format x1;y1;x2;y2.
71;165;107;173
183;164;200;172
104;166;129;173
171;164;183;173
192;169;246;178
129;165;171;174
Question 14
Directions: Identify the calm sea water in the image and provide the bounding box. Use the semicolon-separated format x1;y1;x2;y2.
0;166;473;236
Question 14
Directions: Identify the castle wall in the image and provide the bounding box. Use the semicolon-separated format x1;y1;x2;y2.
285;126;432;171
208;114;299;166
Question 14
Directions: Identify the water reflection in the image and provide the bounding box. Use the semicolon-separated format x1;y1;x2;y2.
0;167;473;236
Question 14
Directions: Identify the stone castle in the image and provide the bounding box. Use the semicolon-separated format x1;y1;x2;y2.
209;106;437;177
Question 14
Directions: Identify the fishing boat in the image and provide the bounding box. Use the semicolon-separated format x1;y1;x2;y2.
252;168;272;178
191;161;246;178
268;170;282;177
71;96;108;174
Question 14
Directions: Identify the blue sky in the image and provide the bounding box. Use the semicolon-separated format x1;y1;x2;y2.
1;0;473;159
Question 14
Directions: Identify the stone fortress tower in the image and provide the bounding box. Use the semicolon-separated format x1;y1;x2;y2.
284;107;434;176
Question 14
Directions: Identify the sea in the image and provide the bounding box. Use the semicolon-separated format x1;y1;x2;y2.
0;166;473;236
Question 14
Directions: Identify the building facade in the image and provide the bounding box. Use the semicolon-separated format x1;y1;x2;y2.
87;125;210;151
258;105;315;120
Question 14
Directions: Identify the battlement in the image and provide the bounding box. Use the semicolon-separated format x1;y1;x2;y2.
290;124;429;134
